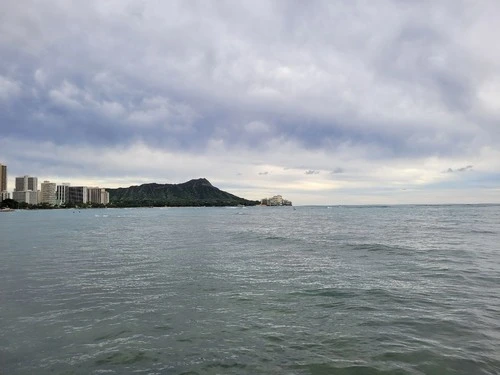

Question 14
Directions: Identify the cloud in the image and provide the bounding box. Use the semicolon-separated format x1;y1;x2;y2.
445;165;473;173
1;1;500;204
457;165;473;172
331;167;345;174
0;75;21;100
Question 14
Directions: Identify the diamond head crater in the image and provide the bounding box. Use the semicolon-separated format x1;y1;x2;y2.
107;178;260;207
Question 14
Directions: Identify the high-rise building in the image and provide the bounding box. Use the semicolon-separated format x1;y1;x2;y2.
87;187;109;205
12;191;39;204
28;177;37;191
40;181;57;205
56;183;70;205
68;186;88;204
15;176;38;192
13;175;39;205
103;191;110;205
0;191;9;202
0;163;7;192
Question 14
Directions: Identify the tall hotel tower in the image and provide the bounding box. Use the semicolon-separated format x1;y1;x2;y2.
0;163;8;201
15;176;38;191
40;181;57;205
13;175;39;204
0;163;7;192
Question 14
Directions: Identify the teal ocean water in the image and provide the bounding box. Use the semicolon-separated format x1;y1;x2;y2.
1;205;499;374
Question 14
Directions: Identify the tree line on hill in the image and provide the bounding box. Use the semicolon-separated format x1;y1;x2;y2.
107;178;259;207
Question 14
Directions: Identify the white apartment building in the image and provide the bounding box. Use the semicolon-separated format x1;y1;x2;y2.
87;187;109;205
103;190;110;205
56;183;70;205
15;176;38;192
40;181;57;205
13;175;39;204
12;190;39;204
261;194;292;206
268;195;284;206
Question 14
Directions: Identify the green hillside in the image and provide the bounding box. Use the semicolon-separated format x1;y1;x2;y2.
107;178;259;207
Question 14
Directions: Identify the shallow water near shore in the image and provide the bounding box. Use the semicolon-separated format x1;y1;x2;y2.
1;205;499;374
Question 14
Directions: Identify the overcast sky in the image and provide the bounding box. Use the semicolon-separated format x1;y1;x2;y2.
1;0;500;204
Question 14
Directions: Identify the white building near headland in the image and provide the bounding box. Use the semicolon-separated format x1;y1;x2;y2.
87;187;110;205
261;195;292;206
68;186;88;204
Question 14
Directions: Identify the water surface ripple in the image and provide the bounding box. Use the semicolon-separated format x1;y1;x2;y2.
1;205;499;374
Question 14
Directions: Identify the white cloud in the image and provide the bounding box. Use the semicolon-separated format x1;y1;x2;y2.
244;121;271;134
1;1;500;204
34;69;47;86
100;101;126;118
0;76;21;100
126;96;198;129
4;133;497;205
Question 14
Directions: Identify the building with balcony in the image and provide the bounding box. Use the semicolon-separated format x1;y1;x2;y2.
40;181;57;205
68;186;88;204
15;175;38;192
56;183;70;205
13;175;39;204
12;190;39;204
87;187;109;205
261;195;292;206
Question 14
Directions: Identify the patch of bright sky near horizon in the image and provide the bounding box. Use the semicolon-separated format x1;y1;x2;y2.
1;0;500;205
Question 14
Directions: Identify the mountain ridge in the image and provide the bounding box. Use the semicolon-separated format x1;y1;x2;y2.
107;178;258;207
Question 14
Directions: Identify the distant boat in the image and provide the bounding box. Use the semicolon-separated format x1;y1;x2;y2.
0;208;15;213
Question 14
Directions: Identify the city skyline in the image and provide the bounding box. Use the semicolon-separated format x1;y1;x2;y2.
0;164;109;205
1;2;500;205
1;163;499;206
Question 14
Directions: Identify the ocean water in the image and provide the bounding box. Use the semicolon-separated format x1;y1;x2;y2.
0;205;499;375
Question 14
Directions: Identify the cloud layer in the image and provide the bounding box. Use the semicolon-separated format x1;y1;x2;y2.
1;0;499;204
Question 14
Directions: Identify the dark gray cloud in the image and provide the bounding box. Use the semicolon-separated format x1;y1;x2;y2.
305;170;320;175
1;1;499;203
1;0;493;155
445;165;473;173
457;165;473;172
